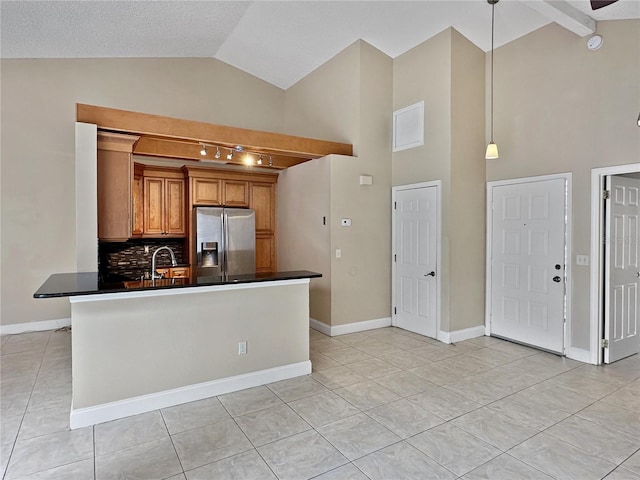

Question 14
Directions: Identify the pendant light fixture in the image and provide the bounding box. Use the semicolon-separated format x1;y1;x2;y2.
486;0;499;160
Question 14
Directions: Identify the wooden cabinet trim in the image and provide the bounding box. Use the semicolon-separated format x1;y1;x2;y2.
183;166;278;185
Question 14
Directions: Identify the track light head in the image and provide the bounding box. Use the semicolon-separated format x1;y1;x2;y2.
200;144;207;156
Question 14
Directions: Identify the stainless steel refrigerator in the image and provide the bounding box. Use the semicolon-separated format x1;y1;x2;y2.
193;207;256;277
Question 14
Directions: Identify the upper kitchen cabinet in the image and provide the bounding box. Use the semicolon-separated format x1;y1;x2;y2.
97;132;140;241
251;182;275;234
222;180;249;207
191;177;221;205
132;163;144;237
143;167;186;238
187;172;249;207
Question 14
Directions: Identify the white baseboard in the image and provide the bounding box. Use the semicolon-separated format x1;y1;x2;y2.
309;318;332;336
0;318;71;335
309;317;392;337
70;360;312;429
438;325;485;345
567;347;592;364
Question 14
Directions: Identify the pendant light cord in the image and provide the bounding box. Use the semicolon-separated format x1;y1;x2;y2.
490;1;495;143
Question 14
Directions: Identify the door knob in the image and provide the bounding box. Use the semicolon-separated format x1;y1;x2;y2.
553;276;562;283
425;271;436;277
555;264;562;270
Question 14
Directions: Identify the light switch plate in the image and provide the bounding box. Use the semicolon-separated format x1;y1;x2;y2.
576;255;589;266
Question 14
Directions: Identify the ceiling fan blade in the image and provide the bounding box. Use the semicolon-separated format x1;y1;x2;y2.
590;0;619;10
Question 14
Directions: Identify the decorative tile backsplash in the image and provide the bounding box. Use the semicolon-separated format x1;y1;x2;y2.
99;239;186;280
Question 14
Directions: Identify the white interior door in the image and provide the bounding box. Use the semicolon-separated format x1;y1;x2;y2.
394;185;438;338
489;178;567;353
604;175;640;363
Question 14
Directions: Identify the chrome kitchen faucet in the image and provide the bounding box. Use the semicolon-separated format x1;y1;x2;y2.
151;246;177;283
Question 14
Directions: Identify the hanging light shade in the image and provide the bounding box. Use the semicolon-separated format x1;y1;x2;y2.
486;0;499;160
485;142;499;159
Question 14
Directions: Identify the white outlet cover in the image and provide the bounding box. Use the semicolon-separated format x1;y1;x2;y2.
576;255;589;266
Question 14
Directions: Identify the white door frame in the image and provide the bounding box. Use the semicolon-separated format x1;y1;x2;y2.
391;181;442;340
590;163;640;365
485;173;573;356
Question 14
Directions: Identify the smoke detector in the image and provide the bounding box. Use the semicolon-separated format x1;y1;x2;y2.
587;35;603;51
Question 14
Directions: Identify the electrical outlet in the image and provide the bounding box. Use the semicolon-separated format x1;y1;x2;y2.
238;341;247;355
576;255;589;266
144;246;150;254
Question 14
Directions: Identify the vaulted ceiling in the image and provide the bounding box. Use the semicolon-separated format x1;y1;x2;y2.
1;1;638;89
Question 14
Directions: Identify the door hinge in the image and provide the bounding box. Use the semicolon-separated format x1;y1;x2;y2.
394;307;397;315
394;254;397;262
601;339;609;348
394;201;397;210
603;190;610;200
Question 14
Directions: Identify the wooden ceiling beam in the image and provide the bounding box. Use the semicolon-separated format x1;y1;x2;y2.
77;104;353;162
133;136;307;169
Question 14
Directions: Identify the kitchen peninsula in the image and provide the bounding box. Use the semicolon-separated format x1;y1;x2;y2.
34;271;321;429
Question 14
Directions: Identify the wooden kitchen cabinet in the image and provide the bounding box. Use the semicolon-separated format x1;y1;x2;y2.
131;163;144;237
97;132;140;241
155;266;190;279
143;168;186;238
183;166;278;272
222;180;249;207
255;234;275;273
191;178;221;205
189;177;248;207
251;182;275;234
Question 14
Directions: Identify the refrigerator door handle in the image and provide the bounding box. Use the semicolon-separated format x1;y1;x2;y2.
221;210;227;275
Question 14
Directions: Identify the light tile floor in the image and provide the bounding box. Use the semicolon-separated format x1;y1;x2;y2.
1;327;638;479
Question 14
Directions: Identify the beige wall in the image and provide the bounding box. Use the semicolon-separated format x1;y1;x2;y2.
487;20;640;350
283;41;393;328
277;157;331;322
392;28;486;333
392;29;453;331
71;281;309;409
4;19;638;352
1;58;286;326
450;30;487;331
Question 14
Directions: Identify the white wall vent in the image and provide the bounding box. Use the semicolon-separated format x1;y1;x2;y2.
392;101;424;152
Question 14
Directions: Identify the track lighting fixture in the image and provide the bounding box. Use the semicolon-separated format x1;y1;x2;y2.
485;0;500;160
637;112;640;127
196;142;277;168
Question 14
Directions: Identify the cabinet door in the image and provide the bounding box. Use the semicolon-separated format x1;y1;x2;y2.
131;171;144;236
97;150;132;240
251;183;275;234
144;177;165;236
192;178;221;205
222;180;249;207
165;179;185;236
170;267;190;278
256;234;275;273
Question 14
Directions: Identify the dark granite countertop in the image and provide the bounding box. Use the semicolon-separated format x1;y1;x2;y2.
34;271;322;299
